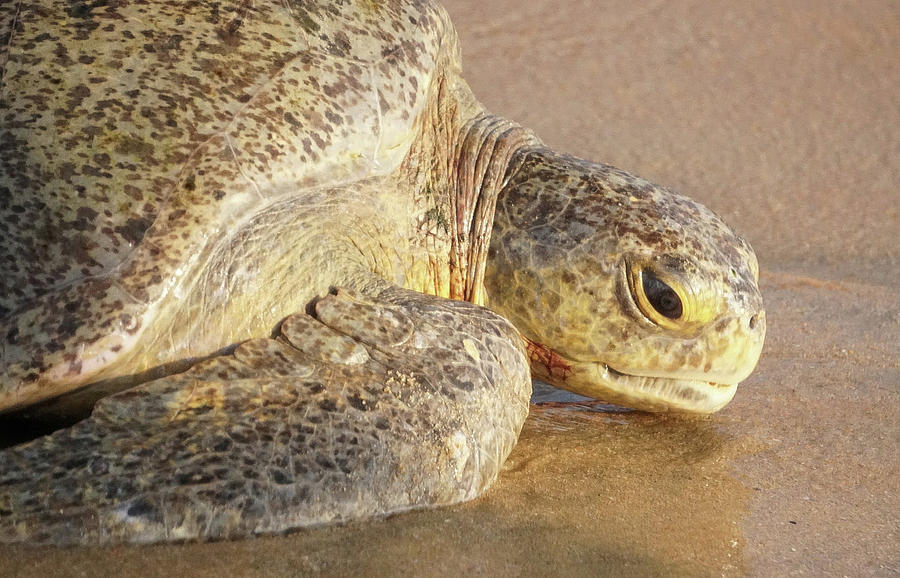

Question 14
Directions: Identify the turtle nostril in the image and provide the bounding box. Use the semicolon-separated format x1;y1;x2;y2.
748;314;758;330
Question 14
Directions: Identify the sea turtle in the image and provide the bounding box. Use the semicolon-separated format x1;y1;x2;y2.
0;0;765;545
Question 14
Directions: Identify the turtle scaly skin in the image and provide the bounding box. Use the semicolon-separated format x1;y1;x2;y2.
488;151;763;411
0;0;764;545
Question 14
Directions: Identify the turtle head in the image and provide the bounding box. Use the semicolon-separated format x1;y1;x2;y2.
485;148;765;413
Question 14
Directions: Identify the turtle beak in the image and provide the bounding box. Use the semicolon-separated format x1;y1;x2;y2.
523;337;742;414
564;362;739;413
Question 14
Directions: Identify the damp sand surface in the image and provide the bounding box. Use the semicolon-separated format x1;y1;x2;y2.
2;0;898;575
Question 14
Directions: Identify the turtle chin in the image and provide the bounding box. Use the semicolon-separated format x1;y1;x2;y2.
564;362;739;414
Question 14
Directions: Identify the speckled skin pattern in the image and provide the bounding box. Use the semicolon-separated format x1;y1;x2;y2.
1;287;530;545
0;0;470;408
487;151;765;411
0;0;764;545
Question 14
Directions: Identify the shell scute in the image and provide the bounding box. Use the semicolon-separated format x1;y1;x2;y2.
0;0;452;408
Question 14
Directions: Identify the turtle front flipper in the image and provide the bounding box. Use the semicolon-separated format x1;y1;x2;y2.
0;288;531;546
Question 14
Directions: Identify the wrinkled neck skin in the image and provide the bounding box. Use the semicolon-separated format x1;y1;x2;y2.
390;76;540;305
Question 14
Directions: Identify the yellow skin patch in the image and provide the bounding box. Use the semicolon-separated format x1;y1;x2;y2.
462;339;481;362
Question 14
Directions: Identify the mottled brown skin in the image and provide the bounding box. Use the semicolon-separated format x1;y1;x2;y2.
1;287;530;545
487;151;764;411
0;0;763;545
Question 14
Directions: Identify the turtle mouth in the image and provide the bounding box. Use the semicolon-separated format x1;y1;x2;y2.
581;363;739;414
522;337;738;413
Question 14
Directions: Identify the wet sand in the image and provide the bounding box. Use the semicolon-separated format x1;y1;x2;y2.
2;0;898;575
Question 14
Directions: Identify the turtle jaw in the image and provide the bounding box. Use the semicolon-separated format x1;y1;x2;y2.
564;362;739;414
524;337;740;413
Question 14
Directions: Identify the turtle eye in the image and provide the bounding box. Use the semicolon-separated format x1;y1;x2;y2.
626;259;699;329
640;271;683;320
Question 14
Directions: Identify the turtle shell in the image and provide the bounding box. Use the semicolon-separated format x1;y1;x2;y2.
0;0;455;410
